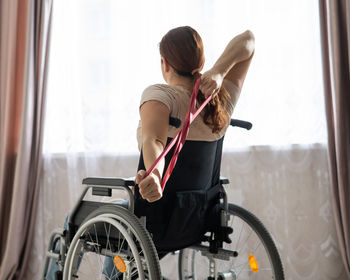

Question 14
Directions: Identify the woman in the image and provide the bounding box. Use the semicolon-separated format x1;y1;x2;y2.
135;26;254;202
47;26;255;279
132;26;255;252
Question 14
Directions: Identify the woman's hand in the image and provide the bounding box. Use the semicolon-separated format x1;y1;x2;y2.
199;70;224;98
135;170;163;202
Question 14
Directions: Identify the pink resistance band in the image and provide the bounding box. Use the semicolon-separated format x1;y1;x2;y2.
145;78;213;191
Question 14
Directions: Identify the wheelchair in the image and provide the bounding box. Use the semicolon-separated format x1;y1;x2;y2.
42;119;284;280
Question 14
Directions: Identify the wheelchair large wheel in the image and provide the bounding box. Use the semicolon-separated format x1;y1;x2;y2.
179;203;284;280
63;205;161;280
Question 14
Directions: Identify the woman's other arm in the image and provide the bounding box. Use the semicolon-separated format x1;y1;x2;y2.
135;100;169;202
200;30;255;96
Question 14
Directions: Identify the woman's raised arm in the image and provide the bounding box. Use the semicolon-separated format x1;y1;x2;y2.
200;30;255;96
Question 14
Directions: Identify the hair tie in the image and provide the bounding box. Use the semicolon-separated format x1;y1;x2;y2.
191;67;201;75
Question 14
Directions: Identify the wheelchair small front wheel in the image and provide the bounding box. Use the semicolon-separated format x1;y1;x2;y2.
179;203;284;280
63;205;161;280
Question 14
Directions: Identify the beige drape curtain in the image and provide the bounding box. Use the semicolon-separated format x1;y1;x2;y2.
319;0;350;278
0;0;52;279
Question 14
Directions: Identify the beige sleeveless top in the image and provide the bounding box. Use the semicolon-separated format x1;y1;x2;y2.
137;80;240;150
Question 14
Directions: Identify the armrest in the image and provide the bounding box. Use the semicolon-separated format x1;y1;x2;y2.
80;177;135;211
82;177;135;187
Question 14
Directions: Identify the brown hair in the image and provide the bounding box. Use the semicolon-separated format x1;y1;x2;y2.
159;26;230;133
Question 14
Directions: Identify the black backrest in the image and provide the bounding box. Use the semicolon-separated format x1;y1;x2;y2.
134;137;224;251
137;137;224;195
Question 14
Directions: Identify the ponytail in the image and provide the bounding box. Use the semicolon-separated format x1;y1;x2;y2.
193;73;230;133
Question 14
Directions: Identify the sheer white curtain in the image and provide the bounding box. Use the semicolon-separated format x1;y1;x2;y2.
43;0;326;154
29;0;348;279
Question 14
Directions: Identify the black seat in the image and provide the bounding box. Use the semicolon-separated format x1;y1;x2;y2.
134;137;224;251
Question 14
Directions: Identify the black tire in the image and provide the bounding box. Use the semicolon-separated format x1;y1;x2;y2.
179;203;284;279
63;205;161;280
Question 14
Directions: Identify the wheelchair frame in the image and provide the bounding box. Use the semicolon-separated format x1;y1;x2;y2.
43;176;284;280
43;119;285;280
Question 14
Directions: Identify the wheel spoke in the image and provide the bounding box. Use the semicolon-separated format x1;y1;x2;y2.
104;222;112;253
87;229;104;274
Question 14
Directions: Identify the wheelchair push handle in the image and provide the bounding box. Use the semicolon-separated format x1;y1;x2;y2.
169;116;182;128
230;119;252;130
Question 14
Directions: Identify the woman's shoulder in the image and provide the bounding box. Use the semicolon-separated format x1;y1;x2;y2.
141;83;186;102
140;84;179;110
143;83;180;95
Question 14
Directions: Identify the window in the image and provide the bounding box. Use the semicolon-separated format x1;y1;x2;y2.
44;0;326;154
